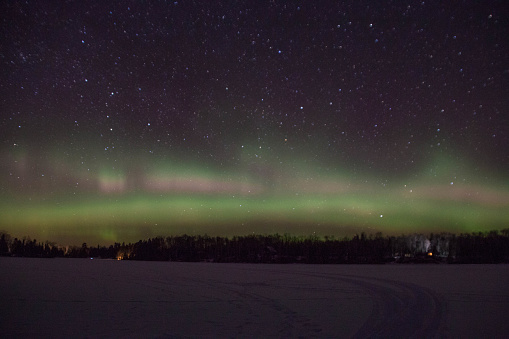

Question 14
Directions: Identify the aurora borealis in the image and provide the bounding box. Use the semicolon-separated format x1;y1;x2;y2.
1;1;508;246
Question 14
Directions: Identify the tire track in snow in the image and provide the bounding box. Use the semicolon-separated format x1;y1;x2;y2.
261;268;447;338
346;275;446;338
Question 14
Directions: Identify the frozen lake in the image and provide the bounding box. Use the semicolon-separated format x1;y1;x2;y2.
1;258;508;338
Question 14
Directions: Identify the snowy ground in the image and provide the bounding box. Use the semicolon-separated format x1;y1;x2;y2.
1;258;508;338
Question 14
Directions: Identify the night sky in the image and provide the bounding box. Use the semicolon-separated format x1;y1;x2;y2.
1;1;508;246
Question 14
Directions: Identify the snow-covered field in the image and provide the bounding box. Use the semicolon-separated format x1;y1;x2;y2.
1;258;508;338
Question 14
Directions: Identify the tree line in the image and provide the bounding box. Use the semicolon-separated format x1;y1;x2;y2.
1;230;508;264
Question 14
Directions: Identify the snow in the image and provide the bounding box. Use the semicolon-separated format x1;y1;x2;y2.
1;258;508;337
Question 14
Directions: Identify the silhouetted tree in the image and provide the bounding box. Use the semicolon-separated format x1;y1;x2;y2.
0;232;10;256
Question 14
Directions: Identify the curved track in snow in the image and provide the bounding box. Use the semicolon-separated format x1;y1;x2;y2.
227;267;447;338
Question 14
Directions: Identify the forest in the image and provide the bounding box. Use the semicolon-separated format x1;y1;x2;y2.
1;229;509;264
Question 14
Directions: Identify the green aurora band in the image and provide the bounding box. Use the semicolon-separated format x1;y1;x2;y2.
1;149;508;246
